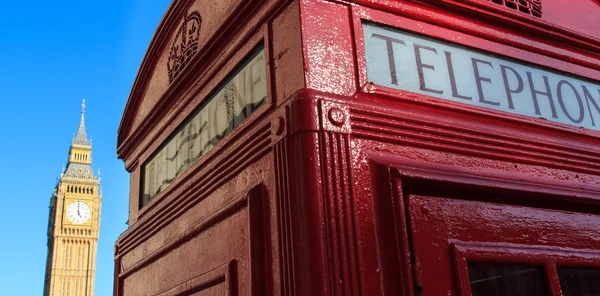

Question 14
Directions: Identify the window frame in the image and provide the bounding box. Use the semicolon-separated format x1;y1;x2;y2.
451;235;600;295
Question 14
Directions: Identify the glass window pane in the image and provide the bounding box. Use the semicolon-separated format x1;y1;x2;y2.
468;262;548;296
558;267;600;296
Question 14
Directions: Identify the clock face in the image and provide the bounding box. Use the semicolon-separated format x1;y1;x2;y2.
66;201;91;224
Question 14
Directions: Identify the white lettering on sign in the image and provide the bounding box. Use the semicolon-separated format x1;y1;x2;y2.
363;23;600;131
142;47;267;205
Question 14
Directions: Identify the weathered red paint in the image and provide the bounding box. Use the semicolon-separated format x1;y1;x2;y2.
115;0;600;295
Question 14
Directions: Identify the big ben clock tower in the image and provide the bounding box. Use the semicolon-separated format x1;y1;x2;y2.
44;100;101;296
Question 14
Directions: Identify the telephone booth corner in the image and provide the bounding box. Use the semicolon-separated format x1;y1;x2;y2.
114;0;600;295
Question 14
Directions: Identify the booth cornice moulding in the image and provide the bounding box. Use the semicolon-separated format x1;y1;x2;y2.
350;0;600;52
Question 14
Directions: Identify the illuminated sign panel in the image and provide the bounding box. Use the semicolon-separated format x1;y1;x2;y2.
363;23;600;131
142;46;267;205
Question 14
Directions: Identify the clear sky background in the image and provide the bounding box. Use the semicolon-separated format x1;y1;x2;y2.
0;0;171;295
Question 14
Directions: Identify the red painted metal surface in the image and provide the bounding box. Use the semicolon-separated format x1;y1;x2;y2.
410;194;600;295
115;0;600;295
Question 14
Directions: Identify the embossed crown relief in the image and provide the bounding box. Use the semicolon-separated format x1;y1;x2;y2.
167;11;202;84
488;0;542;17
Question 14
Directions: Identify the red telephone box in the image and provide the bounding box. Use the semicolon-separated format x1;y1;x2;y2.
115;0;600;295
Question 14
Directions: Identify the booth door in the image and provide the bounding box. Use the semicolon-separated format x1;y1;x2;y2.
409;194;600;296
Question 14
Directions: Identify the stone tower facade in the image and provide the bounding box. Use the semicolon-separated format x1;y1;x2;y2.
44;100;102;296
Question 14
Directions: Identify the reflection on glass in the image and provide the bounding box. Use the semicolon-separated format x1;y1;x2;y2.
468;262;547;296
558;267;600;296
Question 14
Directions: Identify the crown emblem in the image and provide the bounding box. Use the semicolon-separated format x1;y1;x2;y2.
167;11;202;83
491;0;542;17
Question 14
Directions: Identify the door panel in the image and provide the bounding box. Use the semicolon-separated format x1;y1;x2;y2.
409;195;600;296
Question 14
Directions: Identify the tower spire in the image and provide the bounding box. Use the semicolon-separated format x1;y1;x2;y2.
73;99;89;146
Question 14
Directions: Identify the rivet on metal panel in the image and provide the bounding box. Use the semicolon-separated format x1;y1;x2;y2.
273;116;285;136
320;101;351;133
328;108;346;126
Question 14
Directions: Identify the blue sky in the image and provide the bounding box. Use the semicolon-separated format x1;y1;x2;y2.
0;0;171;295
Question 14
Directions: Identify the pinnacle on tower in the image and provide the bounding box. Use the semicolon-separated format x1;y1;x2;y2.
73;99;89;146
